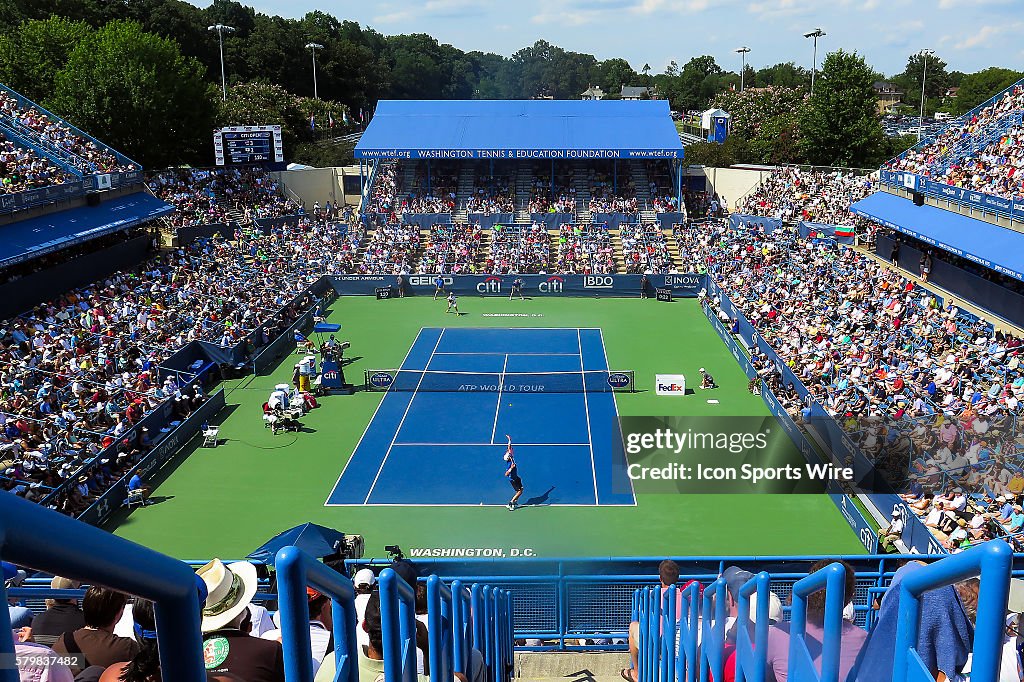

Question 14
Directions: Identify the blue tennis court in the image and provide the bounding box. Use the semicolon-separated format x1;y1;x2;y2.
326;327;635;506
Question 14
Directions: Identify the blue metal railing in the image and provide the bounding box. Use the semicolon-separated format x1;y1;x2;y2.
633;545;1012;682
0;494;205;682
379;567;421;682
893;542;1011;682
787;563;847;682
275;546;360;682
733;572;771;682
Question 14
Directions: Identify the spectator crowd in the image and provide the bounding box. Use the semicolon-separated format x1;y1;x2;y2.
0;91;135;176
679;219;1024;551
886;83;1024;200
737;167;874;226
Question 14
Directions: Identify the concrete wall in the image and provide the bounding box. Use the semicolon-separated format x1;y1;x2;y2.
275;166;363;210
685;166;772;211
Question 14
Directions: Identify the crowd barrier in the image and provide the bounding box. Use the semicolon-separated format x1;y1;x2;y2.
880;169;1024;220
798;221;856;245
468;213;514;230
632;542;1011;682
531;212;576;229
0;178;84;215
592;212;638;230
176;222;236;245
331;273;704;298
655;212;686;232
728;214;783;233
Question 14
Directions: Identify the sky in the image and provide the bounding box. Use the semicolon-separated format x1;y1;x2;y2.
189;0;1022;77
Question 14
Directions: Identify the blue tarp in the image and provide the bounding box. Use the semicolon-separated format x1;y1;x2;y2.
246;523;346;564
355;100;684;160
313;323;341;333
0;192;173;267
851;191;1024;282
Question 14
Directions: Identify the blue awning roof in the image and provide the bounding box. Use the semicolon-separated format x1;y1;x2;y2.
0;192;173;268
850;191;1024;282
355;100;684;160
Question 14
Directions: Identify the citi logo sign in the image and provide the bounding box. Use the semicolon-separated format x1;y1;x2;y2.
584;276;614;289
410;276;452;286
324;370;339;380
477;276;502;293
538;276;564;293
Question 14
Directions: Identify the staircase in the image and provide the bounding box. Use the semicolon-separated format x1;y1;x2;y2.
663;228;686;271
401;162;417;202
571;162;592;224
608;229;627;273
455;165;475;223
475;228;492;272
515;163;534;224
631;161;652;212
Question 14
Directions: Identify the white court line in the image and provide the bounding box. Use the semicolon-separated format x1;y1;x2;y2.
391;442;592;447
599;327;638;507
432;352;580;356
362;329;446;504
323;327;425;507
578;328;599;505
325;502;637;508
490;353;508;445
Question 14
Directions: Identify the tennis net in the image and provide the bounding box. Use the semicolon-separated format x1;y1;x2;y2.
363;369;635;393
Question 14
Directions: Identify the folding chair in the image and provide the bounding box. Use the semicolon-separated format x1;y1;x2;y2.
125;488;146;509
202;425;220;448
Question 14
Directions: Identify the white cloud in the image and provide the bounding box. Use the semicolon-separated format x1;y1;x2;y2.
953;23;1017;49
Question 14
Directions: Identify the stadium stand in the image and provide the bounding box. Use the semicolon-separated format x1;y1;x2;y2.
885;80;1024;200
0;130;73;194
419;223;482;274
487;223;552;274
0;85;138;177
556;223;616;275
677;218;1024;551
736;166;875;226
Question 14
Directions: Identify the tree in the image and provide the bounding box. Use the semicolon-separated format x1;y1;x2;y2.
0;16;92;102
683;135;753;167
756;62;809;89
712;86;808;164
898;51;949;105
677;55;722;111
799;50;887;168
954;67;1024;114
47;20;215;167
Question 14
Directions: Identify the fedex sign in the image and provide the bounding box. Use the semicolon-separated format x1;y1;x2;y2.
655;374;687;396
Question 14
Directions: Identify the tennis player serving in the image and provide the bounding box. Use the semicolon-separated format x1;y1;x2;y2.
504;434;524;511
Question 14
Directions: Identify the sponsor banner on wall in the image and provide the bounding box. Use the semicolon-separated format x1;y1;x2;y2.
655;374;687;396
330;274;705;298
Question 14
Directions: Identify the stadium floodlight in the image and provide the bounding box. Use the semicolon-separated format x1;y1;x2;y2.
918;49;936;143
803;28;826;95
306;43;325;100
735;47;751;93
208;24;236;101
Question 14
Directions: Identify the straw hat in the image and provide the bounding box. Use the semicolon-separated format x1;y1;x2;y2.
196;559;258;632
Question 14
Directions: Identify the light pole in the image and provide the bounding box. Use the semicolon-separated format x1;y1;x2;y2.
735;47;751;93
804;28;826;95
208;24;235;101
918;49;934;142
306;43;324;100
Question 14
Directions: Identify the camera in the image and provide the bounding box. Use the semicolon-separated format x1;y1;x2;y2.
384;544;405;561
329;533;365;560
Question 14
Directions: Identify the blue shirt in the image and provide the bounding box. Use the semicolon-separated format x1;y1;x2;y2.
128;474;143;491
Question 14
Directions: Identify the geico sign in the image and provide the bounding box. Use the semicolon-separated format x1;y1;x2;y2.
409;275;453;286
476;276;502;293
538;276;564;293
584;276;614;289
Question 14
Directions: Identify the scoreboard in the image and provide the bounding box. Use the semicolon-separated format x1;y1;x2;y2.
213;125;284;166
